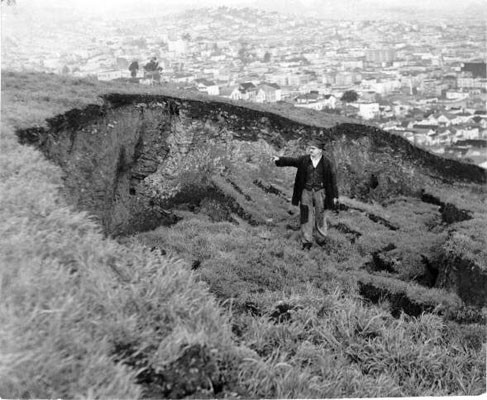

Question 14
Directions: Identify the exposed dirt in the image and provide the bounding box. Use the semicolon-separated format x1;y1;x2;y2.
113;342;244;399
358;281;485;324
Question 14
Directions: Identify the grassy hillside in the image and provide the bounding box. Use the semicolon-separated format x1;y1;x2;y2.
1;72;249;398
1;70;485;398
1;70;350;131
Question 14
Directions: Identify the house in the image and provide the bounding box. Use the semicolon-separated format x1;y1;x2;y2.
412;124;438;135
255;83;282;103
379;105;394;119
393;103;411;118
195;78;220;96
436;113;455;126
453;127;480;141
445;91;467;100
323;94;337;109
412;123;439;132
294;92;326;110
229;87;244;101
425;131;440;146
357;102;380;120
450;112;473;125
172;73;196;84
219;85;239;99
237;82;258;101
426;114;440;125
437;128;453;145
295;92;321;104
97;70;125;81
440;97;468;110
413;133;429;146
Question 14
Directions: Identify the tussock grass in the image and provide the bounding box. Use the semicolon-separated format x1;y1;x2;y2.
235;285;485;397
1;70;178;129
137;215;486;397
1;91;239;397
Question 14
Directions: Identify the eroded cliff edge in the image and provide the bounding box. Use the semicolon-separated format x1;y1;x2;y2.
18;93;485;234
17;93;487;307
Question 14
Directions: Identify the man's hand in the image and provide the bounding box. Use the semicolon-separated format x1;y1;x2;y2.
271;155;280;162
333;197;339;212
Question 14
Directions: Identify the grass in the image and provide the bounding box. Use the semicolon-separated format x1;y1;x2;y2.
1;70;350;131
1;69;486;398
0;136;239;397
135;214;486;397
1;72;241;398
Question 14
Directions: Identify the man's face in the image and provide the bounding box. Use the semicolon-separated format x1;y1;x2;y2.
308;145;322;157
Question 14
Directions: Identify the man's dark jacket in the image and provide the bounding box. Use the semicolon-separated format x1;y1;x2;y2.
275;155;339;209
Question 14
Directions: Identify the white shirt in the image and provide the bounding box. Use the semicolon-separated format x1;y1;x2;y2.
310;154;322;168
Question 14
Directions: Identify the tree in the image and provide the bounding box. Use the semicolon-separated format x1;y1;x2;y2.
143;58;162;83
263;51;271;63
341;90;358;103
128;60;139;78
144;58;161;73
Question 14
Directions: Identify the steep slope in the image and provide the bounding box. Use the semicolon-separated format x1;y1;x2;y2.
17;92;487;309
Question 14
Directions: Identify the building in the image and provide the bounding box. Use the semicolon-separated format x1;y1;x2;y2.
323;94;337;109
172;73;196;83
195;78;220;96
365;48;396;64
219;85;239;99
420;79;443;97
457;76;486;89
335;72;354;86
461;62;487;79
168;39;188;55
255;83;282;103
294;91;330;110
357;102;380;120
230;82;258;101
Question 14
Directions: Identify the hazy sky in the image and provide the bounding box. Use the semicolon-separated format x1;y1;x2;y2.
6;0;482;13
2;0;486;23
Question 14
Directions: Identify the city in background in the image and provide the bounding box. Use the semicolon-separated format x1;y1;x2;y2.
2;0;486;166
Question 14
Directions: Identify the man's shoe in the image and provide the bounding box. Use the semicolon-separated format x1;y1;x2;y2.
302;243;312;251
316;237;327;247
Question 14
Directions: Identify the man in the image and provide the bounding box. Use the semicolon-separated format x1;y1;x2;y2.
273;138;339;250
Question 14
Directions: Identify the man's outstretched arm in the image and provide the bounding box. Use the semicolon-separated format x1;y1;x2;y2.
272;156;301;167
